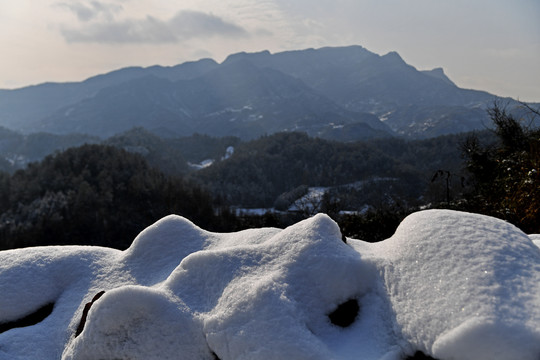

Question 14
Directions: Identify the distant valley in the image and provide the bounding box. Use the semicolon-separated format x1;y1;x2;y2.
1;45;532;141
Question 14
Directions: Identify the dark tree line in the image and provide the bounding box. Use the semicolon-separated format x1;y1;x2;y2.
0;145;220;250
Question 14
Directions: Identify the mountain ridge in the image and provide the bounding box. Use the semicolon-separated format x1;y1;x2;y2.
0;45;526;139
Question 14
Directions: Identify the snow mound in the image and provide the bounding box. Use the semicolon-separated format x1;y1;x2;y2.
0;210;538;360
530;234;540;248
366;210;540;360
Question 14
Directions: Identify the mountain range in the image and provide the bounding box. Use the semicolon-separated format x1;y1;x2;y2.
0;45;527;140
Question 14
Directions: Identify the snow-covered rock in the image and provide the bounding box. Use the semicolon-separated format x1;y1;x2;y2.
0;210;538;360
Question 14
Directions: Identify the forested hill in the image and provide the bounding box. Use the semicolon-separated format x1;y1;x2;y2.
0;145;218;250
0;127;99;171
0;126;471;184
0;127;239;174
189;131;469;208
0;126;475;210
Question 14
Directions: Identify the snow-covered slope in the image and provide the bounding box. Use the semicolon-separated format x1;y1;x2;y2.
0;210;538;360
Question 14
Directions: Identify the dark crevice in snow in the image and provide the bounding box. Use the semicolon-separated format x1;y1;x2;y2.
338;224;347;243
0;302;55;334
211;351;221;360
75;290;105;338
327;298;359;328
405;351;439;359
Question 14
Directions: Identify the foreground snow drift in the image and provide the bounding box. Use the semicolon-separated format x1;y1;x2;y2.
0;210;538;360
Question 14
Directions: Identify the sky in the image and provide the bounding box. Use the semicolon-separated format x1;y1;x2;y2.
0;0;539;102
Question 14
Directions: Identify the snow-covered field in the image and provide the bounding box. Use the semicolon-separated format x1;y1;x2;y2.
0;210;539;360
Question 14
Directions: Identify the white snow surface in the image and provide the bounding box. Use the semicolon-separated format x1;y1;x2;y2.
0;210;538;360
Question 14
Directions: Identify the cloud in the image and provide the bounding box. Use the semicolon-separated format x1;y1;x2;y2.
254;28;273;37
61;16;176;43
56;0;123;22
169;10;247;38
60;9;248;44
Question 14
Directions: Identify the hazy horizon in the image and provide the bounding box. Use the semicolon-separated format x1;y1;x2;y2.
1;0;539;102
